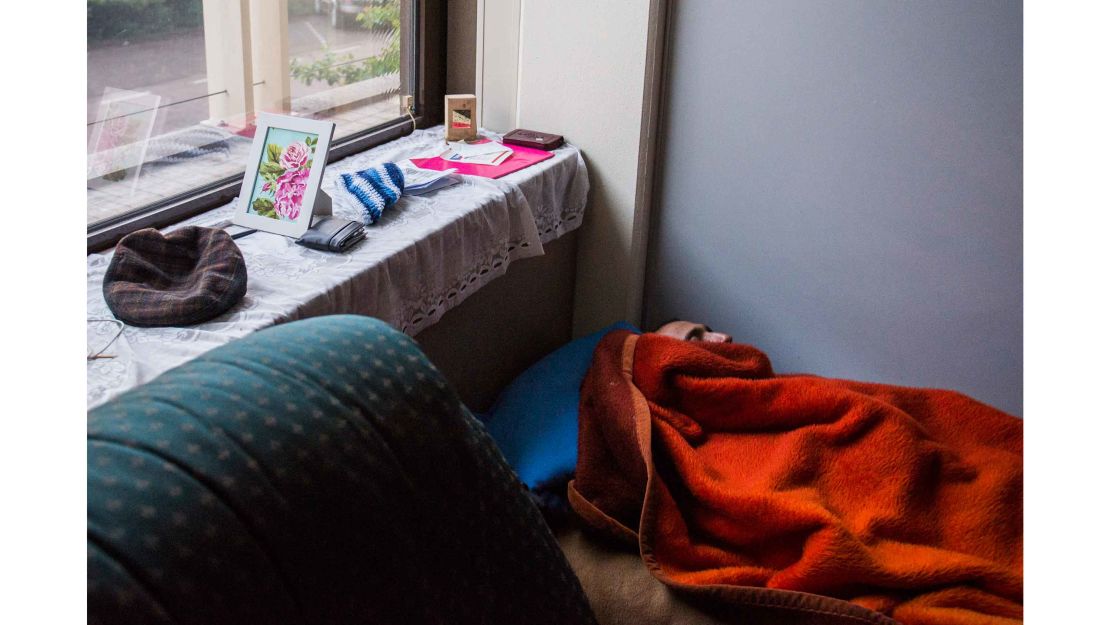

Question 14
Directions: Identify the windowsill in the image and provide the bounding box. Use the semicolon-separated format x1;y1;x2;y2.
86;126;589;410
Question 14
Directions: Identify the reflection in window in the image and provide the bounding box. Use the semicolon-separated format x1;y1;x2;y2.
87;0;410;229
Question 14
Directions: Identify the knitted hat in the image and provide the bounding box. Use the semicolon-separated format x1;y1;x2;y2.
103;227;248;327
338;163;405;225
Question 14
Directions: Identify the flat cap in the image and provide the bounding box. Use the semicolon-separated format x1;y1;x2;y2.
103;226;248;327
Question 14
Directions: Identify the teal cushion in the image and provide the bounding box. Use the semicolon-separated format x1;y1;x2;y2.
484;322;640;487
87;315;596;625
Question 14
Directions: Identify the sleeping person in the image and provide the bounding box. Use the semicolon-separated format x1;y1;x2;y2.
568;318;1022;625
654;319;732;343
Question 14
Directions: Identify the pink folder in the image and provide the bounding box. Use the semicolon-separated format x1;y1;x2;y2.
410;140;555;179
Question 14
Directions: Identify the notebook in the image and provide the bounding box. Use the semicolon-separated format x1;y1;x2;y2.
410;140;555;179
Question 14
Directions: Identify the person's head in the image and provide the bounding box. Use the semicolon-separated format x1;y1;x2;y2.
654;320;732;344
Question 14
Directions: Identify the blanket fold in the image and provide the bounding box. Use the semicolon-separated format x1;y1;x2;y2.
570;331;1022;625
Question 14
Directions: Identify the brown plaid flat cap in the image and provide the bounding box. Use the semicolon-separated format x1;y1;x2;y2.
103;226;248;327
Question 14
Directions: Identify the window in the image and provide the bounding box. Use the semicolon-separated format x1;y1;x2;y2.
87;0;445;251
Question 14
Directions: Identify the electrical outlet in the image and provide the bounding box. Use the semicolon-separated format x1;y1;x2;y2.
403;95;414;114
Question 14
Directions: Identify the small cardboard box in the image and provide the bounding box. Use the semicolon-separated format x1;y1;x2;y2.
444;94;478;141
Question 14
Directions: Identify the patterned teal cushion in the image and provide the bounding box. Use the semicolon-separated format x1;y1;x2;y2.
88;315;596;625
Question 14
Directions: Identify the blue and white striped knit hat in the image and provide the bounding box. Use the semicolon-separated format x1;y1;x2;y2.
338;163;406;225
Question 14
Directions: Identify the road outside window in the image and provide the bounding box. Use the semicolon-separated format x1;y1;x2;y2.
87;0;410;228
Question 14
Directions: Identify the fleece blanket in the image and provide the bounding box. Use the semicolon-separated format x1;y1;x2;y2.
569;331;1022;625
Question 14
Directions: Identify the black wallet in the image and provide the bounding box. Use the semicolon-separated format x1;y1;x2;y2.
296;217;366;252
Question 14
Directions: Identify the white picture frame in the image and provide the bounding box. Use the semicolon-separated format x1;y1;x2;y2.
232;113;335;238
87;88;161;195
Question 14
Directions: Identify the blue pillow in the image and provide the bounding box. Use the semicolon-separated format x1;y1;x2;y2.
485;322;640;487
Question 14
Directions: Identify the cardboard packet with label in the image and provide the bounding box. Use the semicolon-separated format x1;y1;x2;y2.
444;94;478;141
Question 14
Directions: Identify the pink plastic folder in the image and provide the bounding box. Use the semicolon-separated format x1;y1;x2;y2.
410;140;554;179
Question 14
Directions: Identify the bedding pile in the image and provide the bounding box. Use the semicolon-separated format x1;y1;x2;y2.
570;330;1022;625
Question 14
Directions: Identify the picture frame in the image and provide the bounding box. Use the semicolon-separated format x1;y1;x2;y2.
87;87;161;194
232;113;335;238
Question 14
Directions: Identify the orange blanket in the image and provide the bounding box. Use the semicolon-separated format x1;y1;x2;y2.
570;331;1022;625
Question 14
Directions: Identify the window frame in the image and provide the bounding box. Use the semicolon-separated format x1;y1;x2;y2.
87;0;447;253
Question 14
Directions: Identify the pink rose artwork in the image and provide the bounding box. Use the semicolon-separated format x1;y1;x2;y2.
251;133;318;221
274;167;310;220
279;141;310;170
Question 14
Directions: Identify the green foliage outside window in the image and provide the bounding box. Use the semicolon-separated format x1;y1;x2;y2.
289;2;401;87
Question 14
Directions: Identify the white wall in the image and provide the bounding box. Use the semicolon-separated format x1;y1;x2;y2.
479;0;652;335
475;0;520;132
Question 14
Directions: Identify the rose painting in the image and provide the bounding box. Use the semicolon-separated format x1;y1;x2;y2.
247;128;320;221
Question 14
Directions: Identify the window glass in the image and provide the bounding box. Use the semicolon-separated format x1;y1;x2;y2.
288;0;406;136
87;0;411;229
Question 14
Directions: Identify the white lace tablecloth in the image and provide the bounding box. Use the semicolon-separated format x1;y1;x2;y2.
87;127;588;409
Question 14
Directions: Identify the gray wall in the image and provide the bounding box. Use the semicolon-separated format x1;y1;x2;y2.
643;0;1022;415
